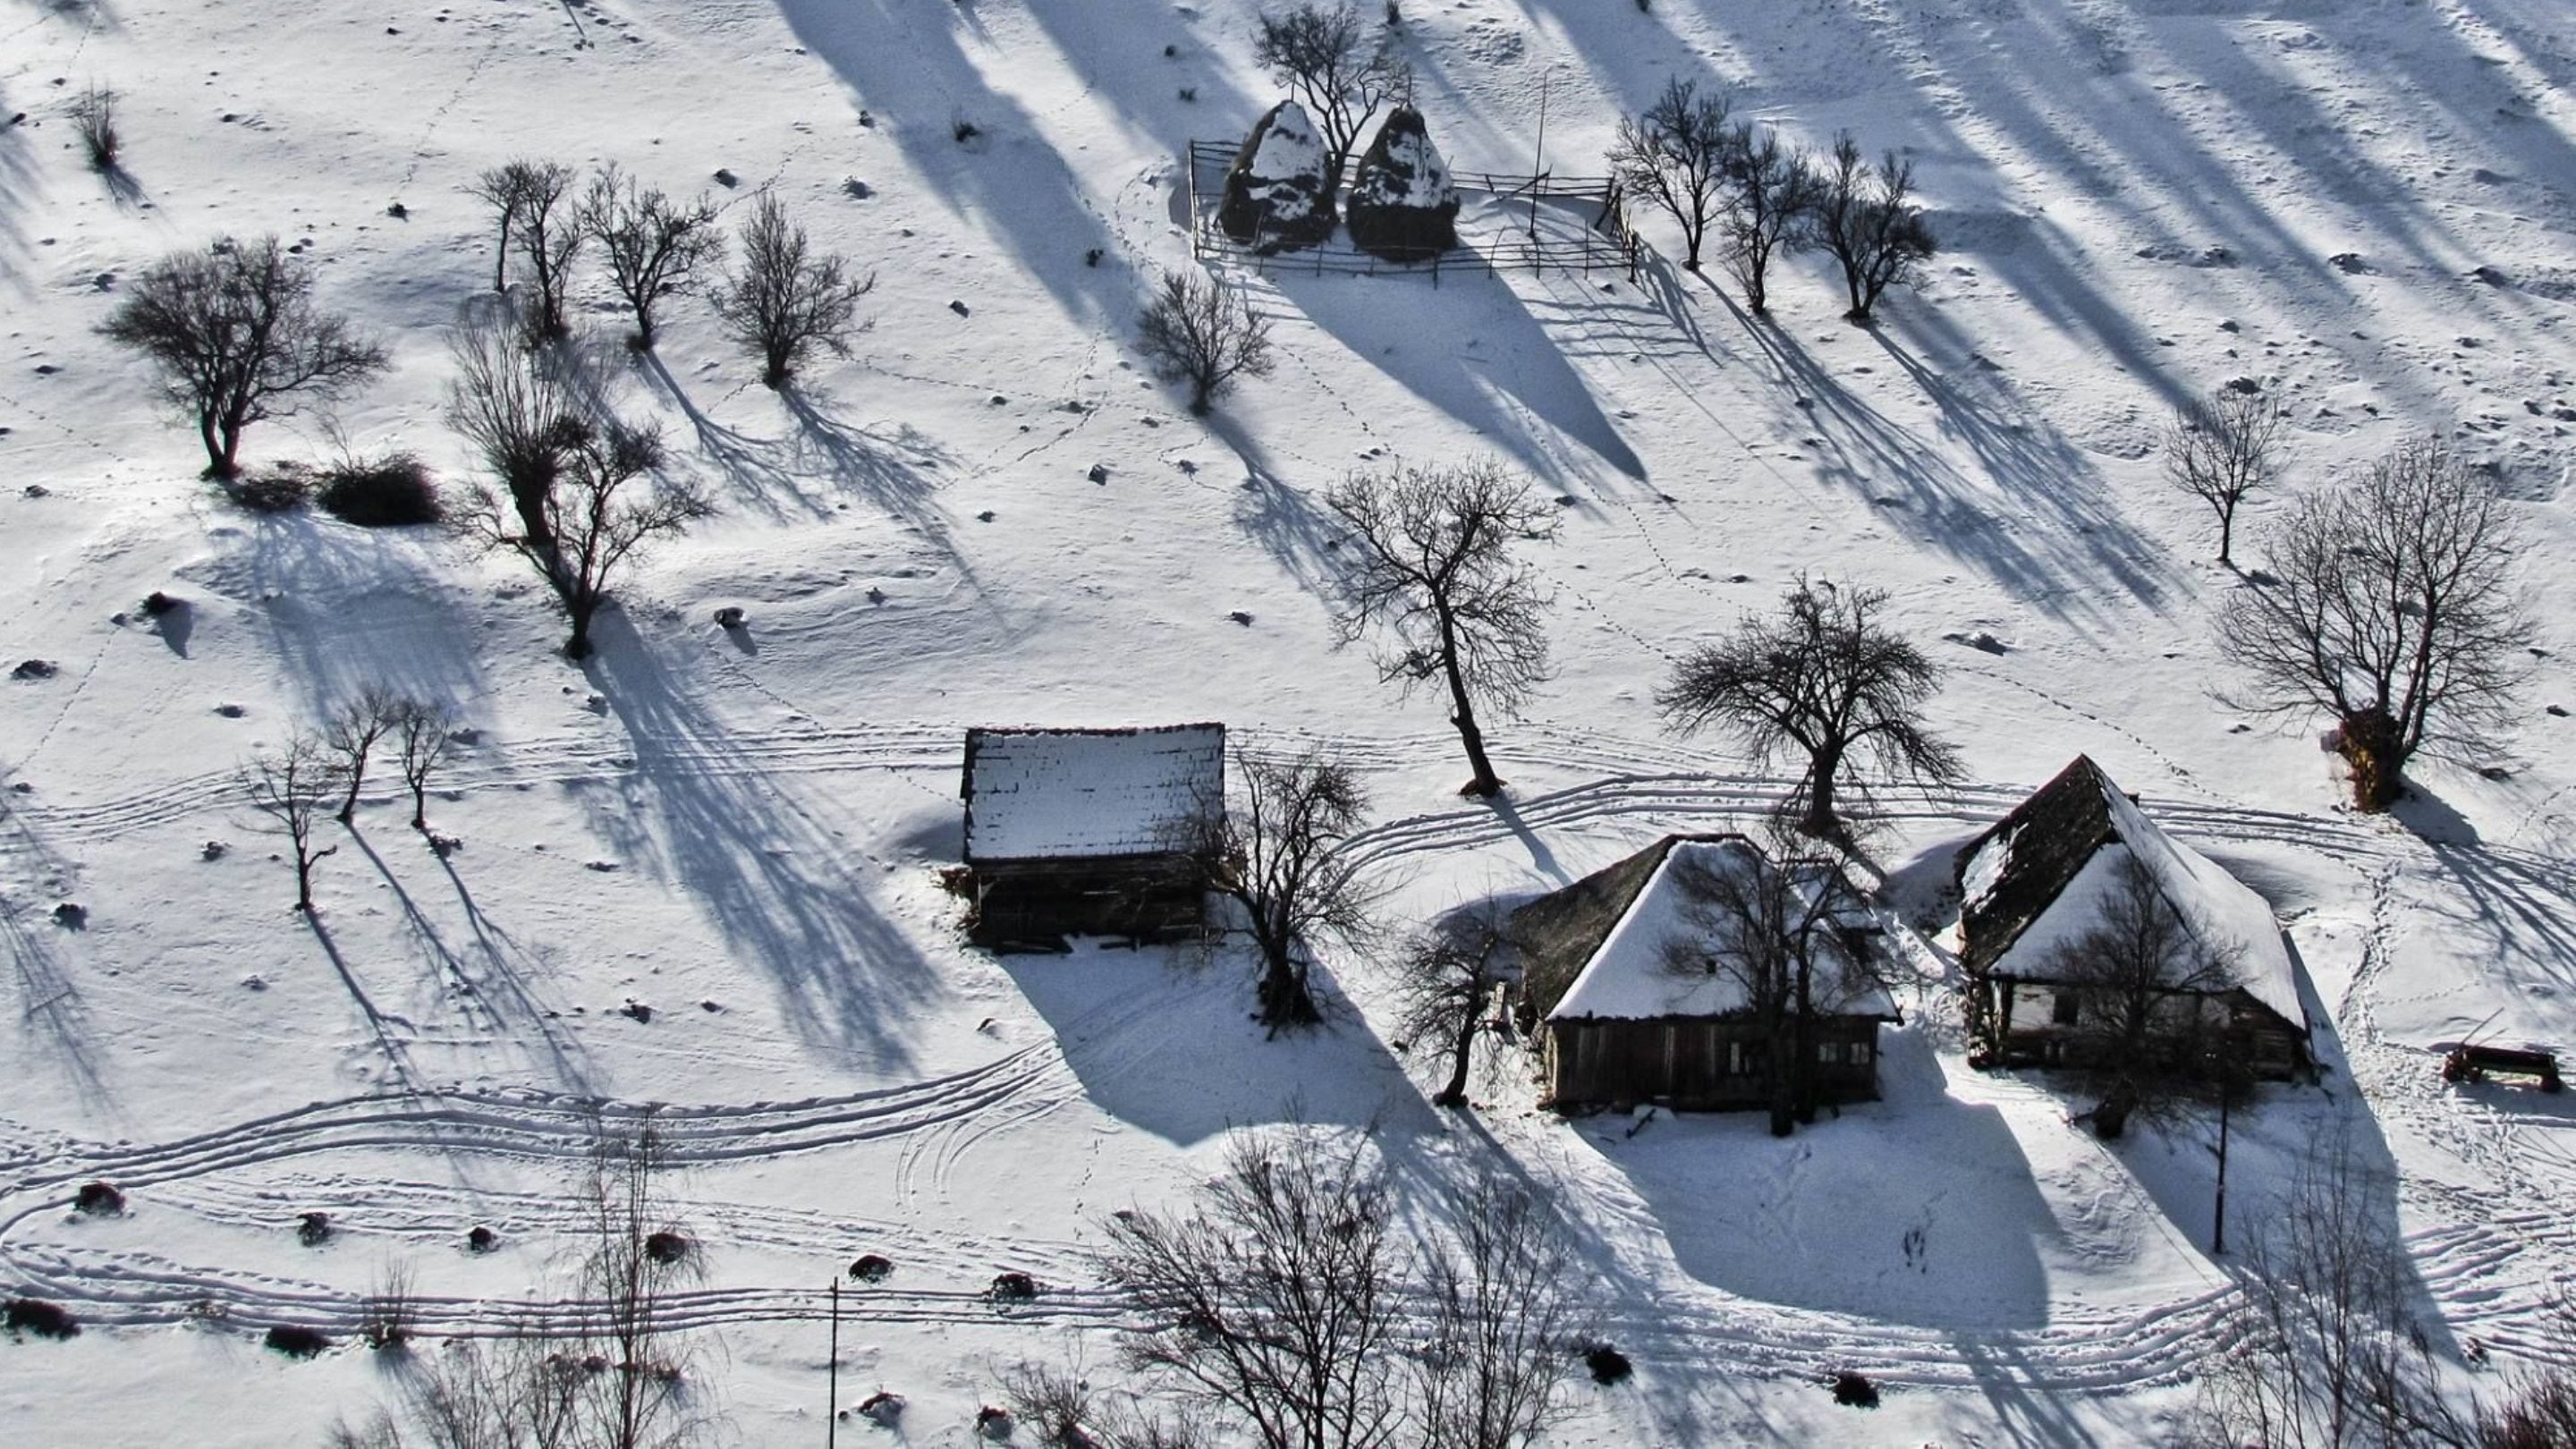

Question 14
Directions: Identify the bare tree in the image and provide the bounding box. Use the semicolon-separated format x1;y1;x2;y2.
68;82;119;172
1099;1130;1405;1449
1807;134;1935;322
2039;852;2243;1140
579;166;723;352
394;699;459;835
713;191;873;389
2216;436;2536;812
1182;747;1376;1031
1606;78;1733;274
98;236;389;478
1715;122;1816;315
324;683;406;824
243;732;349;912
2188;1127;2468;1449
1413;1180;1588;1449
448;317;715;658
1389;905;1511;1108
327;1335;582;1449
1657;575;1962;841
2478;1361;2576;1448
1254;2;1411;191
1325;461;1557;797
997;1362;1216;1449
357;1262;419;1352
573;1115;704;1449
468;159;580;335
1662;829;1881;1135
1138;269;1275;416
2167;386;2285;568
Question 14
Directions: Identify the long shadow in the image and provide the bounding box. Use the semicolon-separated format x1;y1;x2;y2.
0;83;35;290
0;795;116;1115
239;511;486;727
773;0;1159;327
578;610;941;1073
348;828;594;1094
1273;265;1648;487
304;913;430;1097
1200;409;1344;593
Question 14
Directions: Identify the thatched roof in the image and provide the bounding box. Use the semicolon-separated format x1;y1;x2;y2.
962;724;1224;864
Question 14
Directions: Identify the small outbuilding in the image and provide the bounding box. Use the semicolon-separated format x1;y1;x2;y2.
1953;756;2313;1078
1513;835;1899;1113
959;724;1224;949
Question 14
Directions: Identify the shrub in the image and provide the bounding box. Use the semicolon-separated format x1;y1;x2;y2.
229;464;313;513
986;1270;1038;1303
266;1324;332;1358
4;1298;79;1340
643;1231;691;1265
1832;1368;1879;1408
69;84;118;172
318;453;441;527
72;1182;124;1216
848;1253;894;1282
297;1211;334;1247
1580;1340;1632;1385
466;1225;497;1253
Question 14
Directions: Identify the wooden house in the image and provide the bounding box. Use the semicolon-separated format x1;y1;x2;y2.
959;724;1224;949
1513;835;1900;1113
1953;756;2312;1078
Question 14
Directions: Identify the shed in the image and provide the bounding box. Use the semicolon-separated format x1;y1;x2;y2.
1952;756;2312;1077
960;724;1224;948
1517;835;1899;1113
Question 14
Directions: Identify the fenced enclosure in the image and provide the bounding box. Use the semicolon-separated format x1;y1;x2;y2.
1185;140;1641;283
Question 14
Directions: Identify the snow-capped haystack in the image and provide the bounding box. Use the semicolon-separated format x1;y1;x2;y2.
1345;106;1460;263
1219;99;1336;253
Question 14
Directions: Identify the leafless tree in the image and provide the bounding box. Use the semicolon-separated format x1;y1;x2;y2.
357;1262;419;1352
242;732;349;912
448;317;714;658
997;1360;1217;1449
1325;461;1557;797
1098;1130;1405;1449
1411;1179;1587;1449
1388;904;1512;1108
2039;852;2243;1140
2187;1127;2469;1449
2216;436;2536;812
68;82;118;171
1715;122;1816;315
1138;269;1275;416
1657;574;1961;841
394;699;460;835
98;236;389;478
324;683;407;824
713;191;873;389
327;1335;582;1449
1254;2;1411;190
579;166;723;352
572;1114;704;1449
2167;386;2286;568
1606;78;1733;274
1661;829;1881;1135
1181;747;1377;1031
1807;134;1935;322
469;160;581;335
2477;1360;2576;1448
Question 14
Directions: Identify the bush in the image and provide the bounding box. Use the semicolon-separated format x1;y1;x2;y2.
69;84;118;172
986;1271;1038;1303
297;1211;334;1248
318;453;441;527
848;1253;894;1282
266;1324;332;1358
72;1182;124;1216
1580;1340;1632;1385
1831;1369;1879;1408
643;1231;692;1266
5;1298;79;1340
228;464;313;513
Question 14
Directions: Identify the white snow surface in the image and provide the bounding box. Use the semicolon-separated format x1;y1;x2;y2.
3;0;2574;1443
1548;840;1898;1021
1245;99;1326;183
962;723;1222;861
1993;788;2309;1028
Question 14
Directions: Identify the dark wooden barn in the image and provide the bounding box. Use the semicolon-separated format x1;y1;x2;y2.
959;724;1224;949
1953;756;2313;1078
1513;835;1899;1113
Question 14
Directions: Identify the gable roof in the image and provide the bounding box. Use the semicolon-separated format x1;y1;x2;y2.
1953;757;2307;1030
1538;836;1898;1024
1510;835;1698;1021
962;724;1224;863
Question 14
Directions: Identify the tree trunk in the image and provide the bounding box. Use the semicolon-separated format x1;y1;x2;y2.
1437;612;1504;796
337;761;366;824
2340;707;2404;812
1799;743;1843;839
1257;945;1318;1032
2216;498;2237;569
1436;986;1479;1107
292;853;316;913
197;412;230;479
2091;1088;2133;1140
410;784;428;833
565;602;597;661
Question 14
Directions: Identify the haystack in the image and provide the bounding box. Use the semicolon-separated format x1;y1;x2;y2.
1345;106;1460;263
1220;100;1336;253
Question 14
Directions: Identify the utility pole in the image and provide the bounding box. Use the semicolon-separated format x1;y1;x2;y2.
1528;71;1550;245
826;1277;841;1448
2212;1044;2235;1256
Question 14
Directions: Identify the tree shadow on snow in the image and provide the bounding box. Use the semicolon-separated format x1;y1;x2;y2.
0;804;117;1116
233;511;487;727
577;611;942;1073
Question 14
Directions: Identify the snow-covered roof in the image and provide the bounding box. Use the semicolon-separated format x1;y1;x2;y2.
1546;838;1898;1023
962;724;1224;863
1956;757;2306;1029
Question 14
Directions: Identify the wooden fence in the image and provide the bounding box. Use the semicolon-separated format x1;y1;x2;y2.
1184;141;1642;283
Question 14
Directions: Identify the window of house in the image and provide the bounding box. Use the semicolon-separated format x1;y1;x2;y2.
1818;1041;1842;1064
2053;992;2081;1026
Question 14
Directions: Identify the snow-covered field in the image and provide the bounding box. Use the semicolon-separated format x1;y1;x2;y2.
4;0;2572;1442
